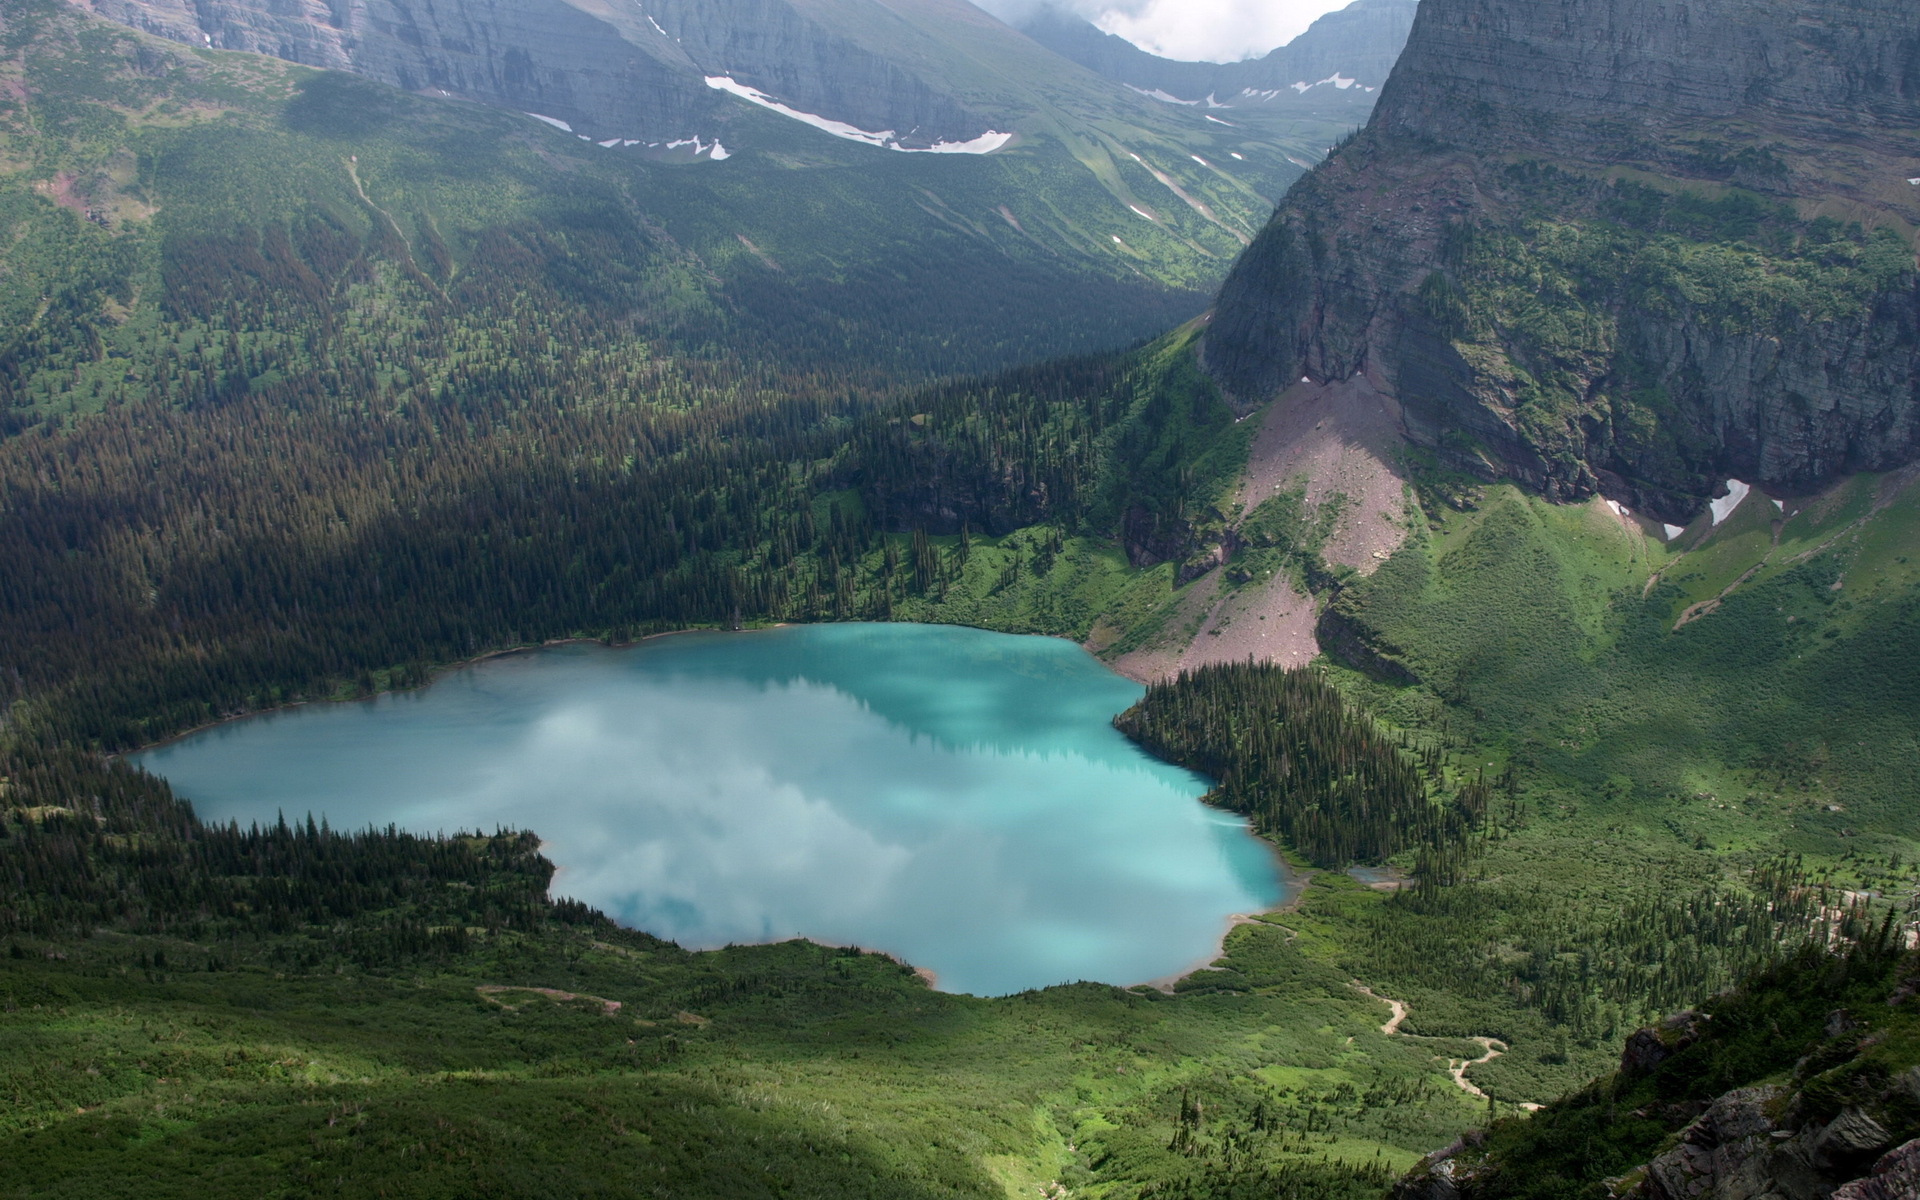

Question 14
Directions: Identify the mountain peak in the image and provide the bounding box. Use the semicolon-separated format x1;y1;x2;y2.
1206;0;1920;519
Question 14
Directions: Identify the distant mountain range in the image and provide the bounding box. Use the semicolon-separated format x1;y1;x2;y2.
1018;0;1416;111
67;0;1415;312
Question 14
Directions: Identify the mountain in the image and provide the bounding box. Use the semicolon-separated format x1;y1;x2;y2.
1018;0;1416;108
81;0;1100;148
1204;0;1920;522
71;0;1366;282
0;0;1293;431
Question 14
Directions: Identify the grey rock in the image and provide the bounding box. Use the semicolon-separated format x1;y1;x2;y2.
1622;1011;1710;1078
1392;1152;1460;1200
1814;1109;1895;1168
1205;0;1920;518
1832;1138;1920;1200
1645;1087;1785;1200
1894;1066;1920;1105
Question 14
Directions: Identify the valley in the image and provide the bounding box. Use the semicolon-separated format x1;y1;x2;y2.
3;0;1919;1197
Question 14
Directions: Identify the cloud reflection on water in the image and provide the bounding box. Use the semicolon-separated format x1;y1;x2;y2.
137;625;1284;995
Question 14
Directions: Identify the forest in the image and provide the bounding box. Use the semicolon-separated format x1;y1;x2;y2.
4;0;1920;1195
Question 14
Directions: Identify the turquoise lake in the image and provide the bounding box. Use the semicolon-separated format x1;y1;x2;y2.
133;623;1286;995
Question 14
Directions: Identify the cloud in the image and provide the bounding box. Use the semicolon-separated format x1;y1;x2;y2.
977;0;1349;63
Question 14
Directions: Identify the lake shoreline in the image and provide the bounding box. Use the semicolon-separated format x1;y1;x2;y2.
122;623;807;757
131;621;1279;997
124;618;1138;757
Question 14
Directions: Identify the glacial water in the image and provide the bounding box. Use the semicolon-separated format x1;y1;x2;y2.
133;623;1286;995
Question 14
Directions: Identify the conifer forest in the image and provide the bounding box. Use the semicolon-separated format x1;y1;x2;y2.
3;0;1920;1197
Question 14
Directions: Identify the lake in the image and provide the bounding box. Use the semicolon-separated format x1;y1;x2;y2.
133;623;1287;995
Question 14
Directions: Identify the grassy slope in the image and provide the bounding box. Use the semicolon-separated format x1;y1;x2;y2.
0;910;1483;1198
1330;472;1920;855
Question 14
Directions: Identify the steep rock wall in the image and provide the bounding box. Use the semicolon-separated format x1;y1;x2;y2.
1206;0;1920;517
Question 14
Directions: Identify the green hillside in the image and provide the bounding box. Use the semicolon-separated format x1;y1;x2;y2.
0;0;1245;427
3;1;1920;1197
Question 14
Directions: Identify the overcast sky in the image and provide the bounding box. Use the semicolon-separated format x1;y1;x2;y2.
974;0;1352;63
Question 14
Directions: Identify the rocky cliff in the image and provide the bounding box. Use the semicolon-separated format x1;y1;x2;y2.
1205;0;1920;519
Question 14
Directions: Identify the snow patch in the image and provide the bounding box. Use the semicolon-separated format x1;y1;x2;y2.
1128;205;1157;221
1605;499;1632;517
916;131;1015;154
1290;73;1359;93
1709;479;1751;526
1205;114;1237;126
1909;178;1920;185
704;76;1009;154
1229;151;1245;161
1662;524;1685;541
663;135;731;160
598;138;622;148
646;14;670;38
1191;155;1211;167
1126;84;1199;106
526;113;574;132
1772;498;1785;512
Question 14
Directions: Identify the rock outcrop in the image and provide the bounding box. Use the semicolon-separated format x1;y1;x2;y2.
1394;951;1920;1200
1206;0;1920;520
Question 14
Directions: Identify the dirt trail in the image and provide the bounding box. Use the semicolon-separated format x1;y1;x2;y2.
1350;981;1408;1035
1350;981;1542;1111
476;985;622;1015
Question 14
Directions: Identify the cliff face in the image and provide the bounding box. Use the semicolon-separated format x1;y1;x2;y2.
1206;0;1920;517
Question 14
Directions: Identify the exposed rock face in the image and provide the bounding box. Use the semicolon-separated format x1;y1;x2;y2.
1020;0;1416;103
1379;0;1920;157
1206;0;1920;519
1832;1138;1920;1200
1620;1010;1710;1078
69;0;1033;144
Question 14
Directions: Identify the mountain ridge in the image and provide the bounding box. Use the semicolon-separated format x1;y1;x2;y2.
1204;0;1920;522
1019;0;1415;107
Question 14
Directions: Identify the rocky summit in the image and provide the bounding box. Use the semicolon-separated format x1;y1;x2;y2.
1206;0;1920;520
